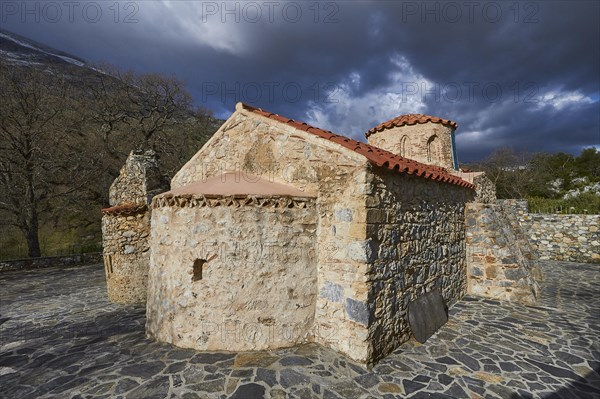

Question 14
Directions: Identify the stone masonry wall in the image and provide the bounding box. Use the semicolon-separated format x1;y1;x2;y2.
451;172;497;204
102;150;169;304
472;174;497;204
465;202;541;305
171;110;373;362
367;169;474;362
109;150;167;206
367;123;455;170
501;200;600;263
102;208;150;303
0;253;102;273
146;197;317;352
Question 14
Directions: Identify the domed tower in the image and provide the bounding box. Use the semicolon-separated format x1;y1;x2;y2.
365;114;459;170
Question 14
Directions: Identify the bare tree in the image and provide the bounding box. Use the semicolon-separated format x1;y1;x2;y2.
476;147;541;199
0;61;216;258
85;64;211;203
0;62;86;257
87;65;194;146
127;71;193;145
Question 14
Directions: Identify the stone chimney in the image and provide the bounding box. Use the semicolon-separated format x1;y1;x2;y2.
365;114;458;170
108;149;169;206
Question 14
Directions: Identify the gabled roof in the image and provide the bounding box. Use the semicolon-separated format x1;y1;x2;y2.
238;103;473;189
365;114;458;138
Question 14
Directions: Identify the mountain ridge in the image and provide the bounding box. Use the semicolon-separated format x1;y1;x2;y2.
0;28;89;69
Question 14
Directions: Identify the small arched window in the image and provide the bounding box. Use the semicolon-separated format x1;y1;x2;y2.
427;135;438;163
192;254;217;282
192;259;206;281
399;135;408;157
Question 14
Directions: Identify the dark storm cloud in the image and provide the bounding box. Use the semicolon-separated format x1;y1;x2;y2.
1;0;598;160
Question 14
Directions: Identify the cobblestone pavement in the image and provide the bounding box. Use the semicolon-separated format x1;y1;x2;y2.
1;261;599;399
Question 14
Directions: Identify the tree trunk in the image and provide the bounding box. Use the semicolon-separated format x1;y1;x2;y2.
25;211;41;258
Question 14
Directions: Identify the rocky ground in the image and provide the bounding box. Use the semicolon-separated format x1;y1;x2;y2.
0;260;599;399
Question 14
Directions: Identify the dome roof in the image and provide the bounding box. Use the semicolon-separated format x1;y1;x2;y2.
365;114;457;138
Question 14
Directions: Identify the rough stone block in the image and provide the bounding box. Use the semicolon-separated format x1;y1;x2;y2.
366;209;387;223
347;240;377;263
345;298;369;326
470;266;483;277
335;209;353;222
504;268;525;281
319;282;343;302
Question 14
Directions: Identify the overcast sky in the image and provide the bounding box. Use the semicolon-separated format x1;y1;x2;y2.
2;0;599;161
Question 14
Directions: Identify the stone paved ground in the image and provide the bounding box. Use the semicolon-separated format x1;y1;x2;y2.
1;261;599;399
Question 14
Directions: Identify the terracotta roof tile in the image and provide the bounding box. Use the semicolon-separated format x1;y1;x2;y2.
365;113;458;138
101;203;147;216
238;103;474;189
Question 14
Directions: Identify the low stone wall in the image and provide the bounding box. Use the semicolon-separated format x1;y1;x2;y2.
465;203;540;305
0;253;102;273
501;200;600;263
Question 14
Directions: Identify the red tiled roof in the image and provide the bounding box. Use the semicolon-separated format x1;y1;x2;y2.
365;114;458;138
101;203;148;216
238;103;474;189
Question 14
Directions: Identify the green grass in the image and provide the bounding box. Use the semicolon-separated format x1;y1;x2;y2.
0;223;101;260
